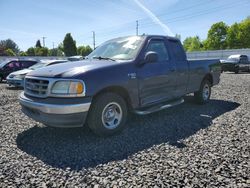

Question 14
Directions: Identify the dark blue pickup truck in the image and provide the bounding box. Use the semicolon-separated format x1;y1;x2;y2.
19;35;221;136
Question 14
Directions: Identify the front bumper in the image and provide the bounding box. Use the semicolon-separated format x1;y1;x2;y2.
19;92;91;127
6;77;24;87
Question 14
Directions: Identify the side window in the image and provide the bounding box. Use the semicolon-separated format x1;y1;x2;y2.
21;61;36;68
146;40;169;62
240;56;248;64
5;62;15;69
168;40;186;61
14;61;21;68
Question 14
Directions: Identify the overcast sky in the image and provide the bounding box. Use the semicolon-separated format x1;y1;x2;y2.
0;0;249;51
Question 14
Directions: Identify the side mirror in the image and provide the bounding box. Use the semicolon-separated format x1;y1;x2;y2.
144;51;158;64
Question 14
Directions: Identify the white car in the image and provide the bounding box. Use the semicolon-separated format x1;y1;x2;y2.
7;59;68;87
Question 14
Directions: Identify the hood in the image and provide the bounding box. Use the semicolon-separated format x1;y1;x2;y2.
10;69;32;76
27;59;121;78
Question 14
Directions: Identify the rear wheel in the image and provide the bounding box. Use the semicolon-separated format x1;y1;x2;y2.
87;92;128;136
194;79;211;104
234;67;239;74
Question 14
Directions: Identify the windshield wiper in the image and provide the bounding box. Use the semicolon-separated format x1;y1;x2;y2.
92;56;116;61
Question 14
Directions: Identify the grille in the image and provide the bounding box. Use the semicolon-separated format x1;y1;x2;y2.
25;78;49;98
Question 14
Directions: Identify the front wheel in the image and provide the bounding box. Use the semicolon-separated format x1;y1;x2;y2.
194;79;211;104
87;92;128;136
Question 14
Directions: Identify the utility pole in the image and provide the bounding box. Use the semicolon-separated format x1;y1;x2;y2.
136;20;139;36
92;31;96;49
42;37;46;47
52;42;55;49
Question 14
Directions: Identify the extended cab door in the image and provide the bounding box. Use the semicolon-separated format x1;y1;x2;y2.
137;38;177;106
167;39;189;97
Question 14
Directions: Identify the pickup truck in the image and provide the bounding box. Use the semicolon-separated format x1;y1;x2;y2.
19;35;221;136
221;54;250;73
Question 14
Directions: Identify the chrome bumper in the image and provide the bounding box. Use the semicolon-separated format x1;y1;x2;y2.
19;92;91;127
19;92;91;114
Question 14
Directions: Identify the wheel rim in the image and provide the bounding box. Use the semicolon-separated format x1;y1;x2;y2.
101;102;123;130
202;84;210;101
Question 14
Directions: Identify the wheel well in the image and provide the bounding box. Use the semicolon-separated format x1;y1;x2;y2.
93;86;132;109
203;74;213;85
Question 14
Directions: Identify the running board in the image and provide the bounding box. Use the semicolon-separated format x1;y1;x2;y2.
134;98;184;115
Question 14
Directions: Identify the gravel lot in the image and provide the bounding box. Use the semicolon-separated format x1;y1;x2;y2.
0;73;249;187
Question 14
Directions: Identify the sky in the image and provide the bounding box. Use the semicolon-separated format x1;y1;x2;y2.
0;0;250;51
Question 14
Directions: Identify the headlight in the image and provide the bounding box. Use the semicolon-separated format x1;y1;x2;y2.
14;74;26;79
51;80;84;95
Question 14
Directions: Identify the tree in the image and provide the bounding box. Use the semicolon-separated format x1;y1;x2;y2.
26;47;35;56
77;45;93;56
84;45;93;56
238;18;250;48
5;49;16;56
19;51;27;56
204;22;228;50
35;47;48;56
35;40;42;48
63;33;77;56
48;48;64;56
0;39;20;53
227;23;241;49
183;36;202;51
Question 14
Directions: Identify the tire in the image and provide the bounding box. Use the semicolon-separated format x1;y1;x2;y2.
234;67;239;74
0;75;3;83
87;92;128;136
194;79;211;104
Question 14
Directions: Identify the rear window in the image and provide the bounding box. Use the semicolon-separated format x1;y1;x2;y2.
168;39;186;61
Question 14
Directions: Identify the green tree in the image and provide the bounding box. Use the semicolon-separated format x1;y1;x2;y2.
238;18;250;48
204;22;228;50
35;47;48;56
26;47;35;56
48;48;64;56
5;49;16;56
63;33;77;56
227;23;241;49
19;51;27;56
183;36;202;51
0;39;20;53
84;45;93;56
77;45;93;56
35;40;42;48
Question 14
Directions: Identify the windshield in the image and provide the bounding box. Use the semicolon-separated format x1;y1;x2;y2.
29;62;47;70
227;57;238;61
0;60;9;68
88;36;144;61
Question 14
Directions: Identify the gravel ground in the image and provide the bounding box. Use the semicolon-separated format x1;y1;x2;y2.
0;73;249;187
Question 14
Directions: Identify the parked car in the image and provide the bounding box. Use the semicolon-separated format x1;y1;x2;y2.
19;35;221;136
6;59;68;87
67;55;84;61
0;59;38;82
221;54;250;73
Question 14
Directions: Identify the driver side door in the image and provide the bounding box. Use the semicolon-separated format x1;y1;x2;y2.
137;38;177;106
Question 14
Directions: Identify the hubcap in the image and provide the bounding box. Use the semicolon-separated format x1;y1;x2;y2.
101;102;122;130
202;84;210;100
